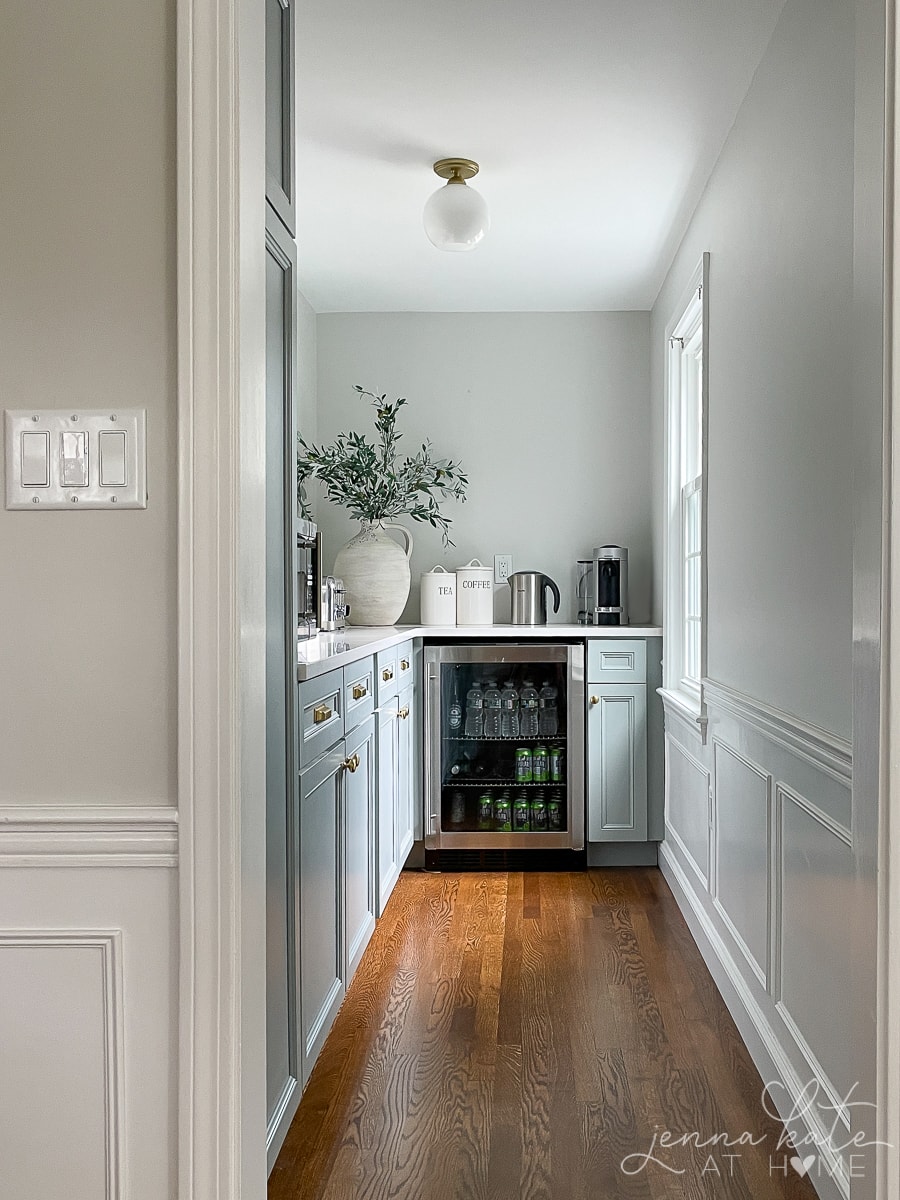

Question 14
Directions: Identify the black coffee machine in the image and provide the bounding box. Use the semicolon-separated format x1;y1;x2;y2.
592;545;629;626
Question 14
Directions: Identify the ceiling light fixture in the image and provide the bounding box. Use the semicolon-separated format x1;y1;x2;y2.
423;158;489;252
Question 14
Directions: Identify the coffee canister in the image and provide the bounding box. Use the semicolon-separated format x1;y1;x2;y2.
456;558;494;625
420;565;457;625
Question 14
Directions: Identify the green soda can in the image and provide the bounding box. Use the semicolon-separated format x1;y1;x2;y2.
513;794;530;831
532;745;550;783
493;795;512;832
529;795;548;831
515;747;533;783
550;745;564;782
478;792;494;830
547;799;562;830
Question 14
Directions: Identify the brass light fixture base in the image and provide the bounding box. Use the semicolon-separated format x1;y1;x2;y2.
433;157;480;183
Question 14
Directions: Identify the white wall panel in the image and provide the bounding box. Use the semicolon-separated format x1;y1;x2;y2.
0;934;120;1199
665;734;710;885
662;682;853;1199
0;851;176;1200
713;742;770;984
778;789;853;1103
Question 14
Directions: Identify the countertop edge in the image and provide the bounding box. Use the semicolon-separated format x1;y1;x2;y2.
297;624;663;681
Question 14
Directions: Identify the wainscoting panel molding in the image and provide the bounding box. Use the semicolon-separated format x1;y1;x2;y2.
0;930;124;1200
711;740;771;987
660;683;853;1200
0;848;177;1199
664;733;710;887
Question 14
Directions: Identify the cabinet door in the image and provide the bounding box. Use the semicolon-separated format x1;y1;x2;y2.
376;698;399;915
396;681;415;866
299;745;346;1083
265;207;300;1161
265;0;295;233
587;685;648;841
344;717;376;980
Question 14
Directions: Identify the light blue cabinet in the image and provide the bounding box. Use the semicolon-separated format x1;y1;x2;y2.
587;682;648;842
376;695;400;915
295;661;380;1085
299;744;345;1083
397;680;415;867
344;715;377;980
376;640;416;916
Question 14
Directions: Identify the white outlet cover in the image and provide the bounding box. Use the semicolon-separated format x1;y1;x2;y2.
5;408;147;510
494;554;513;583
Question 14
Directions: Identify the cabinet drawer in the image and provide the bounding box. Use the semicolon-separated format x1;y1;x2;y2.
376;645;401;702
587;639;647;683
343;658;375;733
396;641;414;686
298;670;344;770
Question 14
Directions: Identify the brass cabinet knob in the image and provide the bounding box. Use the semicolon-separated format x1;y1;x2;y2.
352;683;367;701
400;658;410;671
313;703;333;724
382;667;394;682
342;753;360;773
397;705;410;720
590;695;599;706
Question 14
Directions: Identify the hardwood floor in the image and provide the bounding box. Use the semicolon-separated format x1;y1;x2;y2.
269;869;818;1200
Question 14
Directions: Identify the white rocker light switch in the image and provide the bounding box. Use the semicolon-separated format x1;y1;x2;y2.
60;430;89;486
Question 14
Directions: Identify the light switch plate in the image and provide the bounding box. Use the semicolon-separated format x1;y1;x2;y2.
5;409;147;510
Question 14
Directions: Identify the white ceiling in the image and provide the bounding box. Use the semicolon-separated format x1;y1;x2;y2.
296;0;786;312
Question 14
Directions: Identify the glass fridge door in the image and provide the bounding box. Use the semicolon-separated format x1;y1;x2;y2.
425;644;584;850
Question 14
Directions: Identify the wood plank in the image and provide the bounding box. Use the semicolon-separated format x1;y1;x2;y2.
270;869;820;1200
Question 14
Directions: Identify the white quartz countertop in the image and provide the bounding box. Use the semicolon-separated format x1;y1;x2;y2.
297;623;663;680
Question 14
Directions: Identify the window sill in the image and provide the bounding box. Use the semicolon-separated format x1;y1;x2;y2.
657;686;708;743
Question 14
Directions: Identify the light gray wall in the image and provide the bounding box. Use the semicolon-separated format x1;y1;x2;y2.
315;312;651;624
297;288;318;445
0;2;176;803
650;0;854;738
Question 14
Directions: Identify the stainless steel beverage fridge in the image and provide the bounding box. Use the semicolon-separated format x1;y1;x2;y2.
424;643;585;865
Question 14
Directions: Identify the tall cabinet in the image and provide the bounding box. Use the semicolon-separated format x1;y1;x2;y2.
265;0;300;1170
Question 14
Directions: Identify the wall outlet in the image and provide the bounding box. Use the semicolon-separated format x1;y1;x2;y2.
494;554;513;584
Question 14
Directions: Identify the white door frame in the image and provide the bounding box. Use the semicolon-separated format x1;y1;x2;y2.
172;1;900;1199
176;0;268;1196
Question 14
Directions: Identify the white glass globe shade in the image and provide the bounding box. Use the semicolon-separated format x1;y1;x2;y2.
423;181;489;251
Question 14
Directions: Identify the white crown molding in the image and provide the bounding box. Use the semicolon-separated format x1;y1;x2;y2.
0;929;125;1198
0;806;178;867
703;678;852;785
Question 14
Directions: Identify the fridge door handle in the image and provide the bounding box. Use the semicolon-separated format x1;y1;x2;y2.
425;664;440;840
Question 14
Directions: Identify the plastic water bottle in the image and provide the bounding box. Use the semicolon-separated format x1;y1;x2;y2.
538;682;559;736
483;679;502;737
519;680;539;737
500;681;519;738
448;672;463;733
464;681;484;738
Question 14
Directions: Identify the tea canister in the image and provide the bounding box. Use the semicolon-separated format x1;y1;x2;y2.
456;558;494;625
420;565;457;625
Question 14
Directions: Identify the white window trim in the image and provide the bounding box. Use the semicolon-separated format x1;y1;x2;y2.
661;253;709;737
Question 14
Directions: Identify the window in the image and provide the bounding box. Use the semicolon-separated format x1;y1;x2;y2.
664;255;708;712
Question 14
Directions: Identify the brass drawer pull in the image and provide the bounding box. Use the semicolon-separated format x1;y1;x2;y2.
352;683;368;701
342;753;360;773
313;703;333;724
382;667;394;682
400;658;410;671
398;705;410;720
590;695;599;706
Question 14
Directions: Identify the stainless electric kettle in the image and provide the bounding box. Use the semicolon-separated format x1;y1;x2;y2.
508;571;561;625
